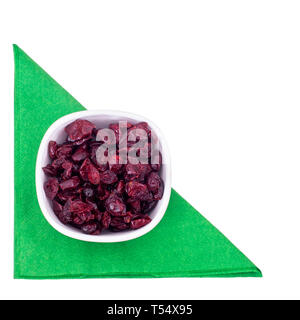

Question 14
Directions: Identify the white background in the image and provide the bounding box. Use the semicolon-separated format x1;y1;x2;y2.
1;0;300;300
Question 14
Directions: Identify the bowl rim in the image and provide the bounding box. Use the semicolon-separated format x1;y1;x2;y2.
35;110;172;243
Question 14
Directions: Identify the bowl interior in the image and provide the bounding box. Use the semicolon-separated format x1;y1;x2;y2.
36;111;171;242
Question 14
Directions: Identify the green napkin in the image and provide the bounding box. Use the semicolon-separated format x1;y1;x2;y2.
14;44;261;279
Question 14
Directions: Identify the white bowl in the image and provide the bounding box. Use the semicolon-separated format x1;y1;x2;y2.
36;110;171;242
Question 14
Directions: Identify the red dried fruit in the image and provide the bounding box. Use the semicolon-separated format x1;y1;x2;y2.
43;118;164;235
97;184;110;201
125;181;150;201
91;229;101;235
44;178;59;200
105;193;126;216
86;199;98;211
69;199;94;214
56;190;78;203
81;222;98;234
70;136;92;146
124;163;141;181
65;119;95;141
124;163;151;182
90;142;108;171
58;199;73;224
55;144;73;158
138;164;152;181
151;152;162;171
101;211;111;229
116;180;125;195
88;167;100;185
109;155;124;174
100;170;118;185
146;172;161;193
110;217;125;227
48;141;58;159
73;215;85;225
110;220;129;231
61;160;73;180
153;182;164;200
42;164;57;176
109;122;133;144
59;176;80;191
72;146;89;162
127;122;150;145
123;212;133;224
130;217;151;229
94;210;103;222
52;200;63;216
142;200;157;214
79;158;100;185
127;198;141;213
51;157;66;169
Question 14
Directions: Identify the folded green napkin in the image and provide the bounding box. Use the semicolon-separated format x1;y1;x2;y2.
14;44;261;279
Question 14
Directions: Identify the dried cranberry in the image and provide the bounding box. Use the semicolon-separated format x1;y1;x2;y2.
81;222;98;234
51;157;66;169
52;200;63;216
146;172;161;193
56;190;78;203
153;182;164;201
91;229;101;235
58;199;73;224
110;220;129;231
97;184;110;201
86;199;98;210
48;141;58;159
55;144;73;158
44;178;59;200
105;193;126;216
142;200;157;214
72;146;89;162
138;164;152;181
109;122;133;144
116;180;125;195
59;176;80;191
90;142;108;171
42;164;57;176
151;152;162;171
79;158;100;185
109;155;124;174
125;181;150;201
123;212;133;224
43;118;164;234
100;170;118;185
69;199;94;214
73;215;85;225
65;119;95;141
124;164;141;181
70;136;92;146
110;217;125;227
94;210;103;222
127;198;141;213
130;217;151;229
101;211;111;229
61;160;73;180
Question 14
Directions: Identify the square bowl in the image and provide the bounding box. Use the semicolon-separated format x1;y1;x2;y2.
36;110;171;242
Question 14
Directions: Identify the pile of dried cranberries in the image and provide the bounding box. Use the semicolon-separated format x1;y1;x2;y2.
43;119;163;235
